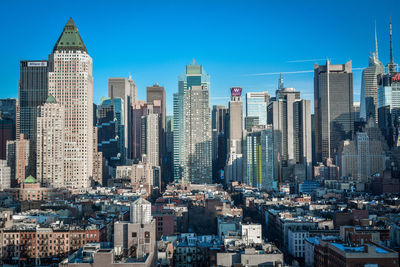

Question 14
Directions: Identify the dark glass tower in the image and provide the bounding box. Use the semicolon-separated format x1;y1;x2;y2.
19;60;48;175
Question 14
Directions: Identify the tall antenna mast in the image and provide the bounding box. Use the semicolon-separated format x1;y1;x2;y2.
375;20;379;60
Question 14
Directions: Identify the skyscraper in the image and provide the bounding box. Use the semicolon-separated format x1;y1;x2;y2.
173;60;212;184
0;99;16;158
96;97;124;168
146;84;166;180
48;18;93;189
246;92;269;125
225;87;244;184
211;105;228;182
18;60;48;176
314;60;354;162
360;22;384;122
0;110;15;160
108;77;137;161
377;22;400;147
244;125;274;190
165;115;174;182
141;103;160;167
36;95;65;188
268;81;312;181
338;120;387;181
7;134;29;186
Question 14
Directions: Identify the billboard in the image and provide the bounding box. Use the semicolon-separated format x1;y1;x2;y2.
28;62;47;67
230;87;242;96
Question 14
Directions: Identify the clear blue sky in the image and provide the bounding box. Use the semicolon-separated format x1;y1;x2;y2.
1;0;399;114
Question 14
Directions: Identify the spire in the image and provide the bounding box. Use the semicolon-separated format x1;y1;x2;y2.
191;58;197;65
46;95;57;104
374;20;379;60
390;19;393;64
278;73;284;90
387;19;398;73
53;17;87;53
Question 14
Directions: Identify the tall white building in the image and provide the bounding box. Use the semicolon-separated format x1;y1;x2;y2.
36;95;65;188
360;23;384;122
48;18;93;189
141;104;160;167
0;160;11;190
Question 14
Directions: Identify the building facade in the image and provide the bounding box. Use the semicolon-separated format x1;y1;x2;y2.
314;60;354;162
48;18;93;189
36;95;65;188
173;60;212;184
18;60;48;176
246;92;269;125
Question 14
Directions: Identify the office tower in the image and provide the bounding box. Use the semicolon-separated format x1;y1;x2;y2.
225;87;244;183
147;84;166;182
211;105;228;181
7;134;29;186
173;60;212;184
245;116;259;132
114;198;156;261
360;23;385;122
314;60;354;162
244;125;275;190
0;99;17;126
92;127;103;185
48;18;93;189
0;99;17;158
36;95;65;188
0;160;11;190
96;97;124;168
0;113;14;160
377;22;400;147
108;77;137;161
377;73;400;147
338;120;387;181
131;101;161;163
141;103;160;167
131;101;146;162
246;92;269;125
18;60;48;176
268;82;312;181
165;115;174;182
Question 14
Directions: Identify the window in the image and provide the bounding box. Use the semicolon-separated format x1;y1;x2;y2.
131;232;137;238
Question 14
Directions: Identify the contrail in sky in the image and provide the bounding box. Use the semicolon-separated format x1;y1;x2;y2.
246;67;365;76
287;58;327;63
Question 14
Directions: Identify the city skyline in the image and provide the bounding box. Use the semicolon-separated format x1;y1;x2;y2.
1;0;400;114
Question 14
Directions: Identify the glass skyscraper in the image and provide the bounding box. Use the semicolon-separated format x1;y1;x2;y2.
173;60;212;184
19;60;48;176
246;92;269;125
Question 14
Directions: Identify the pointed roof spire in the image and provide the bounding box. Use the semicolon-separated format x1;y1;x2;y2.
374;20;379;60
191;58;197;65
387;19;398;73
53;17;87;53
46;95;57;104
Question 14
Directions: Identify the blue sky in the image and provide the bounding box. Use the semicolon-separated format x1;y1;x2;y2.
1;0;399;114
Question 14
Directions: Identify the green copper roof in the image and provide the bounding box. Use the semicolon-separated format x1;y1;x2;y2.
46;95;57;104
24;175;37;184
53;18;87;53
